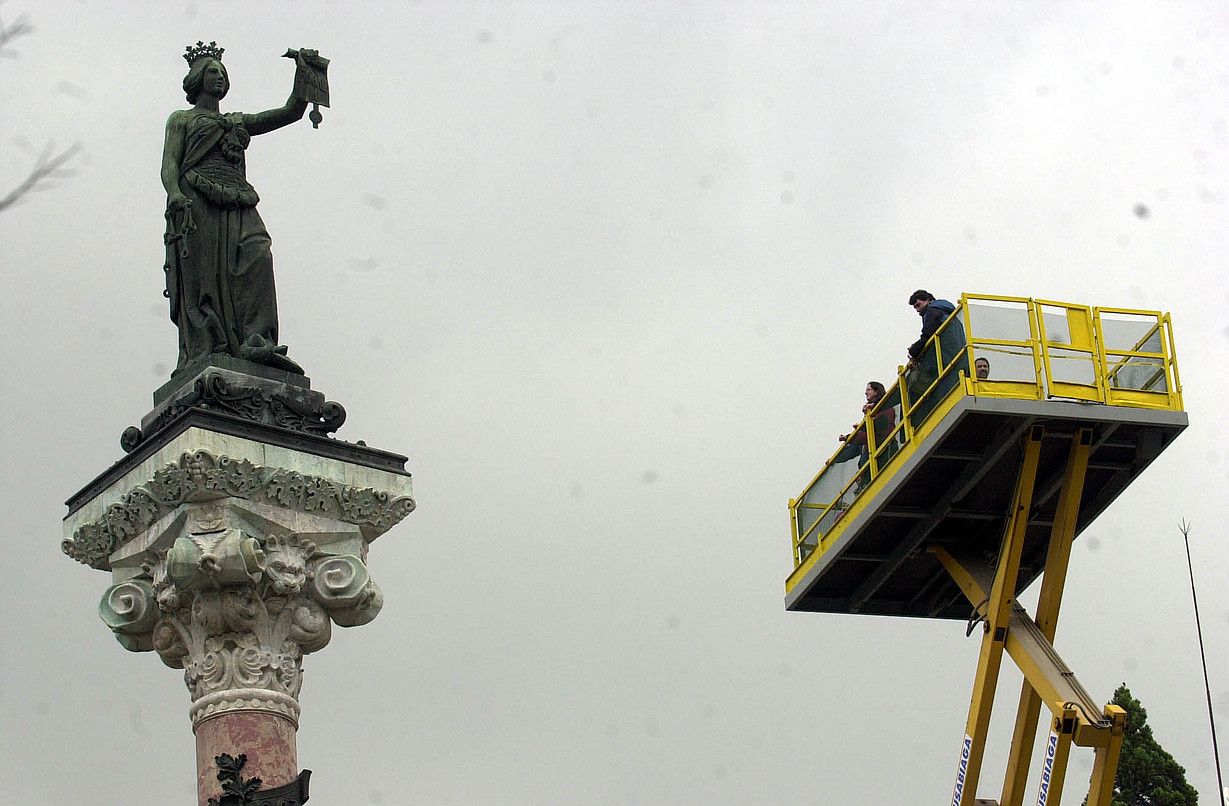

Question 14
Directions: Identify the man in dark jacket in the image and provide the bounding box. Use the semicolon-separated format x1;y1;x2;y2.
905;290;966;421
907;290;963;363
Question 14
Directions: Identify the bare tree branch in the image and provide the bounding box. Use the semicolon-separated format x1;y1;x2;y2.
0;11;33;57
0;10;81;211
0;141;80;212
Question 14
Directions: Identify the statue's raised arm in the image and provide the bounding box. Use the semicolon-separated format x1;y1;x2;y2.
161;42;330;378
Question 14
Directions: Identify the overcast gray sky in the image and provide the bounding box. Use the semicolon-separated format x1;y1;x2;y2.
2;2;1227;804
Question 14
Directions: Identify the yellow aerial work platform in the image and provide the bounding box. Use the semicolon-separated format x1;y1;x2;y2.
786;294;1186;806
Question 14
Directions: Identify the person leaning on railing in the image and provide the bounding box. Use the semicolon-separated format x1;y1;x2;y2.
834;382;895;468
904;290;966;409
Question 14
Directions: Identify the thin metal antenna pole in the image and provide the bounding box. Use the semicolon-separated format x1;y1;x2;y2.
1179;520;1225;804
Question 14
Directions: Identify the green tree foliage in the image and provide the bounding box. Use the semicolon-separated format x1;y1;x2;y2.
1097;683;1200;806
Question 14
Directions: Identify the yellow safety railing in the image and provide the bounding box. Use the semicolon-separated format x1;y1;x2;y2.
789;294;1184;570
1095;308;1183;410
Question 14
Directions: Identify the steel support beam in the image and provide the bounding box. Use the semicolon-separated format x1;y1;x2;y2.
1085;705;1127;806
1000;428;1092;806
947;425;1045;806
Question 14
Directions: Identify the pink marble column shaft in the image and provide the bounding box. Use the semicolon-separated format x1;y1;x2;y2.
195;711;298;806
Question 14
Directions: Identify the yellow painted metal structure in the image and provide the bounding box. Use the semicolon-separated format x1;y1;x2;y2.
785;294;1185;805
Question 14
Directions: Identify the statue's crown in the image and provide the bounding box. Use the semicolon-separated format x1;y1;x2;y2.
183;40;225;65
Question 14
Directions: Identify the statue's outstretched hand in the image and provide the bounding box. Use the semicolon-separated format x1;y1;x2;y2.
167;193;192;213
287;47;324;69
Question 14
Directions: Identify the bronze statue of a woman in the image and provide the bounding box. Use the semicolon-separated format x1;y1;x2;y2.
162;42;327;376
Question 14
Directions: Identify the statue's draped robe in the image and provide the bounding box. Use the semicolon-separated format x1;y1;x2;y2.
165;110;282;371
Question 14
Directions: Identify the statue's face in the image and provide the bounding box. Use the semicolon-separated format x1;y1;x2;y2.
201;59;228;100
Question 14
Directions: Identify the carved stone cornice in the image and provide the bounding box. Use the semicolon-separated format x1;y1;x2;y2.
63;450;415;570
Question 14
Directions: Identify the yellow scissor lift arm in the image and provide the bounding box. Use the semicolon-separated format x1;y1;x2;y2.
936;426;1124;806
785;295;1185;805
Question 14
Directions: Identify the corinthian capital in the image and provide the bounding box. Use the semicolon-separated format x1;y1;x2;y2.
72;438;412;728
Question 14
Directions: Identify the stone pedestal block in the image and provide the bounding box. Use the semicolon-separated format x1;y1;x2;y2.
122;357;347;453
64;415;414;804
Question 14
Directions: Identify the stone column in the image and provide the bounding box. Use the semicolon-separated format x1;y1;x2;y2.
65;424;413;805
